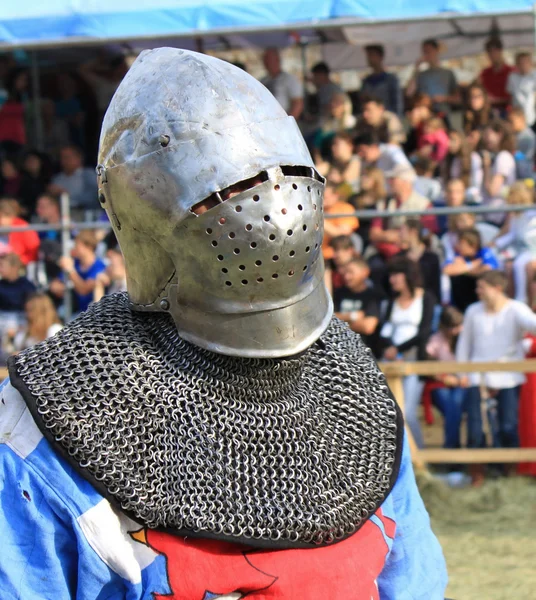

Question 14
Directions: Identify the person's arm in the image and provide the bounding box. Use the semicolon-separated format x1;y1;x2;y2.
287;74;304;119
455;308;472;363
288;97;304;120
493;216;514;249
443;256;472;276
483;151;513;197
405;61;423;98
58;257;98;297
515;302;536;334
376;434;448;599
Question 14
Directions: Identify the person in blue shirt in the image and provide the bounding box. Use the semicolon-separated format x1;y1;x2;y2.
443;227;499;312
51;230;106;313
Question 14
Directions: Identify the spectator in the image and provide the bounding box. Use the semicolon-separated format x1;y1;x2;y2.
442;211;500;263
508;107;536;170
79;54;128;121
456;270;536;483
12;293;62;352
416;116;449;163
406;38;459;115
94;245;127;301
0;198;40;265
41;99;70;162
0;252;35;312
52;230;106;314
355;94;406;145
0;158;21;198
322;183;359;260
357;166;388;246
414;157;442;204
19;151;51;218
330;132;361;192
324;235;358;295
0;68;29;154
310;62;343;117
463;83;493;149
261;48;303;119
478;38;514;112
334;256;383;355
369;166;433;262
355;130;413;185
507;52;536;130
443;131;484;203
379;255;436;448
34;194;63;286
313;94;357;162
404;93;433;156
482;120;517;224
48;145;99;213
443;227;499;312
425;306;467;449
55;73;85;148
493;181;536;302
361;44;402;116
399;219;441;302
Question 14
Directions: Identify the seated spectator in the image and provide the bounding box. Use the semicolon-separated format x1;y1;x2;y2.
379;256;436;448
310;62;343;118
369;167;434;262
334;257;383;355
0;252;36;312
19;151;51;218
48;145;99;214
355;130;413;188
361;44;402;116
507;51;536;129
404;93;432;156
482;120;517;224
12;293;62;352
33;194;63;287
322;183;359;260
399;219;441;302
443;130;483;203
0;157;21;198
442;212;499;264
313;94;357;162
478;38;514;112
0;198;40;265
463;83;493;149
507;107;535;178
324;235;359;296
51;230;106;314
355;94;405;145
417;116;449;164
94;245;127;302
0;68;28;154
330;132;361;192
493;181;536;302
413;157;442;204
443;228;499;312
355;166;387;246
436;178;467;235
456;270;536;483
425;306;467;449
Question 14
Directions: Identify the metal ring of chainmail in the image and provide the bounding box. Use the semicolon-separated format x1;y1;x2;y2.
9;293;402;549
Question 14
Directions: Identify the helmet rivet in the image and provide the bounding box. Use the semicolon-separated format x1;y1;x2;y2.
160;298;170;310
98;193;106;204
159;134;170;147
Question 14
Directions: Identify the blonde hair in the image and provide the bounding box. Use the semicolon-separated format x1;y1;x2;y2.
361;166;387;202
0;198;21;218
76;230;99;251
507;181;534;206
25;294;61;342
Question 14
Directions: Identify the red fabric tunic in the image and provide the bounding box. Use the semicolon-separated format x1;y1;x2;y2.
518;336;536;476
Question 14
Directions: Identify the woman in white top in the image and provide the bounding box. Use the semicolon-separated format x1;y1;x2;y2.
13;293;62;352
482;120;517;225
443;130;484;203
380;256;436;448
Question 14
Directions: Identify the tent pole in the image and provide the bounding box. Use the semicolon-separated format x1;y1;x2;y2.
300;40;308;113
30;51;44;152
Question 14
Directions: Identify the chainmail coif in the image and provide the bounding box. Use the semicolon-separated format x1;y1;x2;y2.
9;293;402;549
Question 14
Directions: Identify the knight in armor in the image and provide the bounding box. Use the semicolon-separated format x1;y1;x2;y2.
0;49;447;598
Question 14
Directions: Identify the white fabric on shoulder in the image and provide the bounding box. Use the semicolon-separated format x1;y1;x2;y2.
0;380;43;459
77;499;158;584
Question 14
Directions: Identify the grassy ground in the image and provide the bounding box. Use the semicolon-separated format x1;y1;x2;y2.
419;473;536;599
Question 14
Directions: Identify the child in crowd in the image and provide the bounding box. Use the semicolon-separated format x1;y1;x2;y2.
12;293;62;352
507;107;536;179
418;117;450;163
443;228;499;312
426;306;467;449
443;130;483;203
0;252;35;312
493;181;536;302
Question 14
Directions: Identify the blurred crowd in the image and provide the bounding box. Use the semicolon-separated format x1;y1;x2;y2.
2;37;536;482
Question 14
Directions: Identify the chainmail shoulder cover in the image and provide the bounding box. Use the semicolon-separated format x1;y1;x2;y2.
9;293;403;550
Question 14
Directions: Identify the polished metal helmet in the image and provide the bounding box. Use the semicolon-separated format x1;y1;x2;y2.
97;47;332;358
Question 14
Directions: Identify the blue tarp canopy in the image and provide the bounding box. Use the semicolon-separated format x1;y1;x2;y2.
0;1;533;49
